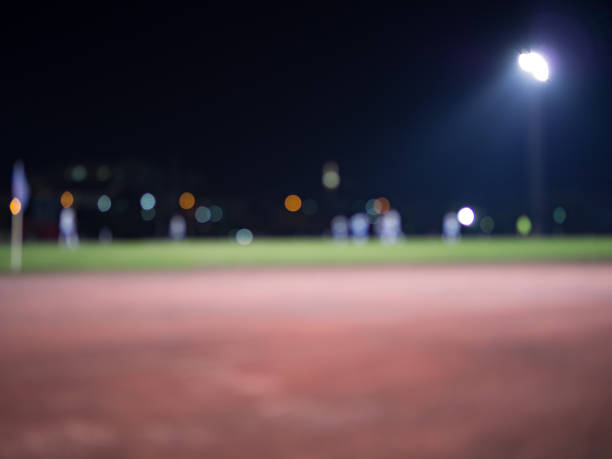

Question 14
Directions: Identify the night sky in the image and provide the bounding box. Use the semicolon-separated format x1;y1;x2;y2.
2;3;612;235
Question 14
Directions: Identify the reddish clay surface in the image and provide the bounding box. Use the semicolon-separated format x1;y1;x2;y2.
1;264;612;458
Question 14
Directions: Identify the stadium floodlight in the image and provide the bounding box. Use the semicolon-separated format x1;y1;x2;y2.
518;51;549;82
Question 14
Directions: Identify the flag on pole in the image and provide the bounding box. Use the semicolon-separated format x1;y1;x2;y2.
12;160;30;211
11;161;30;210
10;161;29;272
12;161;30;211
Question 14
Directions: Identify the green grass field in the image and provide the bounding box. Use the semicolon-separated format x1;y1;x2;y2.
2;236;612;273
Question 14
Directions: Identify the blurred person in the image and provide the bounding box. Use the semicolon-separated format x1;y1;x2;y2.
169;214;187;240
350;213;369;244
378;209;402;244
59;207;79;248
442;211;460;243
99;227;113;244
331;215;349;241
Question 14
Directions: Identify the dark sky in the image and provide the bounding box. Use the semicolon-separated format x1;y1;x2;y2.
2;3;612;233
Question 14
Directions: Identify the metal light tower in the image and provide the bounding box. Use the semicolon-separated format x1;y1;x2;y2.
518;51;549;234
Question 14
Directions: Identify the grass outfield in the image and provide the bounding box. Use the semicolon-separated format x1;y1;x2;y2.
1;236;612;272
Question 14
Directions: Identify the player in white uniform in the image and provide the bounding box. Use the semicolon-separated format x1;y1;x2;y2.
59;207;79;248
331;215;349;241
350;213;369;244
379;209;402;244
442;211;460;243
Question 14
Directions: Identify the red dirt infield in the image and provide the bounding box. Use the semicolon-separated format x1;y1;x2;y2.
1;264;612;458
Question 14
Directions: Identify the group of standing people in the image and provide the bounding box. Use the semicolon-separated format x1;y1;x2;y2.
331;210;403;244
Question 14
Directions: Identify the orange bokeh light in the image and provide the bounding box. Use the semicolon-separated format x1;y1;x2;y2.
60;191;74;208
374;197;390;215
284;194;302;212
9;197;22;215
179;192;196;210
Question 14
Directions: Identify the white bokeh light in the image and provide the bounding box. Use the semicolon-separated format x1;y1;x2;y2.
518;51;549;82
236;228;253;246
457;207;475;226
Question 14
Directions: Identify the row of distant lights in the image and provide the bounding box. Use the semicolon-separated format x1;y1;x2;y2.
60;190;223;223
283;194;392;217
141;192;224;223
457;205;568;235
283;194;318;214
68;161;343;191
64;160;340;219
63;189;387;220
68;165;112;182
56;191;569;235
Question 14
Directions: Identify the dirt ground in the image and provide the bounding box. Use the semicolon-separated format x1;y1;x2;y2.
1;264;612;459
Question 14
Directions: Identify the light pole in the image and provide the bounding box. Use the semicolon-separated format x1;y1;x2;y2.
518;51;549;234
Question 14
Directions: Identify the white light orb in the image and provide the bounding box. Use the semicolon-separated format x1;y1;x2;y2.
322;170;340;190
518;53;533;72
518;51;549;82
236;228;253;246
457;206;475;226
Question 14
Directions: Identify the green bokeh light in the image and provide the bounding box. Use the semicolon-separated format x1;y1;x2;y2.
516;215;532;236
553;206;567;225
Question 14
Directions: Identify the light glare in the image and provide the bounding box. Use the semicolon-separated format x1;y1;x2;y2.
322;161;340;190
179;192;196;210
210;205;223;222
553;206;567;225
9;197;22;216
518;51;549;82
516;214;532;236
284;194;302;212
60;191;74;209
97;195;112;213
140;193;156;210
141;208;156;221
195;206;211;223
457;207;475;226
236;228;253;246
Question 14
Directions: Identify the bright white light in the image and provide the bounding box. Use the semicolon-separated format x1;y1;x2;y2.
518;51;549;82
518;53;532;72
457;207;475;226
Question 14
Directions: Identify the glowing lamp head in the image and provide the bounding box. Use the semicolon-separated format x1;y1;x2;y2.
518;51;549;82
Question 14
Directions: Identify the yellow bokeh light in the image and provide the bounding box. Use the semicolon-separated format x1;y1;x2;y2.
9;197;22;216
179;192;196;210
284;194;302;212
60;191;74;208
